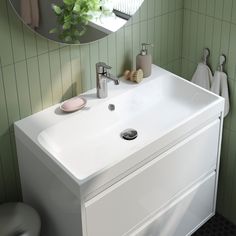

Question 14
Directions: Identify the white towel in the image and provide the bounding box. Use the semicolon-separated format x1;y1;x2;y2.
191;62;212;90
211;71;230;117
21;0;39;29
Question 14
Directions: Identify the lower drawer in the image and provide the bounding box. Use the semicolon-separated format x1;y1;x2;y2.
85;120;220;236
132;172;216;236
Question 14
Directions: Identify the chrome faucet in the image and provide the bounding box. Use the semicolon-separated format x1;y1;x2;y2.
96;62;119;98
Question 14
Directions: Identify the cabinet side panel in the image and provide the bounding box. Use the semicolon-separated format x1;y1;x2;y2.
16;138;83;236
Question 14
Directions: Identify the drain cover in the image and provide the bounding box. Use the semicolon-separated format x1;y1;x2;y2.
108;104;115;111
121;129;138;140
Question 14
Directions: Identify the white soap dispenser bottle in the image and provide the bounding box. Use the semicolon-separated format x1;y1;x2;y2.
136;43;153;78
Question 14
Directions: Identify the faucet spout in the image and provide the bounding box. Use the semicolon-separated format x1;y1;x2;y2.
106;73;119;85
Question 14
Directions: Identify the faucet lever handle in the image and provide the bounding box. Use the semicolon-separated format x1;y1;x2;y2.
96;62;112;73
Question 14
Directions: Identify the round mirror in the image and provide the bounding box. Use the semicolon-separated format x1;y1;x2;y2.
9;0;144;44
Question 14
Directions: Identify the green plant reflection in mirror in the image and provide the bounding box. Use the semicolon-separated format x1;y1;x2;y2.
9;0;144;44
50;0;114;43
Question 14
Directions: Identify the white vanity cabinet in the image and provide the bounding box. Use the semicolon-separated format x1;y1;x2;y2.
14;65;224;236
15;117;222;236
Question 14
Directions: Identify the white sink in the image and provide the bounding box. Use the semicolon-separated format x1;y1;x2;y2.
37;68;221;183
15;65;224;195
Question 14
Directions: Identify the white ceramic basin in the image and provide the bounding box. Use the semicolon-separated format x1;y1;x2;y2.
36;66;222;183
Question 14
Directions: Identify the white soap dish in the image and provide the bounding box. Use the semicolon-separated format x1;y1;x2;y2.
60;96;87;113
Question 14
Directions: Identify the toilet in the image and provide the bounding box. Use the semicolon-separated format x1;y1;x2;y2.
0;202;41;236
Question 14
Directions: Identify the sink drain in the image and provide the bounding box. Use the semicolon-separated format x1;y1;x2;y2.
108;104;115;111
121;129;138;140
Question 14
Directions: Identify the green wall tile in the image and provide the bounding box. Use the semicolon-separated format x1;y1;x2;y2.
204;16;214;65
0;66;9;136
147;18;155;60
162;0;169;14
217;128;230;213
140;20;148;45
220;22;231;73
167;13;175;63
206;0;216;17
132;23;140;69
191;0;198;12
228;24;236;80
174;10;183;60
232;0;236;24
215;0;224;19
107;33;117;74
70;46;82;95
9;132;21;200
168;0;176;13
38;53;53;108
26;57;43;113
223;78;234;130
15;61;32;118
132;8;140;24
0;0;13;66
2;65;20;130
160;14;169;66
0;134;19;202
176;0;184;10
189;11;198;62
196;14;206;61
49;50;63;104
154;16;162;65
7;3;26;63
0;156;6;202
48;40;60;51
182;10;191;59
80;45;92;92
223;0;233;22
98;38;108;63
116;28;125;76
211;19;222;70
223;130;236;219
184;0;191;10
36;36;49;55
124;25;133;70
60;47;73;101
229;72;236;132
89;42;99;89
155;0;162;16
148;0;155;19
23;27;37;59
140;0;148;21
198;0;207;15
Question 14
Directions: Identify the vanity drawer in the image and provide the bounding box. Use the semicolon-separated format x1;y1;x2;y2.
85;120;220;236
133;172;216;236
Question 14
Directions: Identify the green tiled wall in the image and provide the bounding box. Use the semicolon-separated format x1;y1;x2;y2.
182;0;236;224
0;0;183;203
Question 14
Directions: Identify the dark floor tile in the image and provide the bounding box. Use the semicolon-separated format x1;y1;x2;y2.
193;214;236;236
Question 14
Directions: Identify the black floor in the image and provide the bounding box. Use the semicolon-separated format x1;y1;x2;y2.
193;214;236;236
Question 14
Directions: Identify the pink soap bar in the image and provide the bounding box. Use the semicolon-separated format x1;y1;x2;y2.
60;96;87;112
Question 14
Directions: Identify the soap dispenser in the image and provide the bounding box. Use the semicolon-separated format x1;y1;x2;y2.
136;43;153;78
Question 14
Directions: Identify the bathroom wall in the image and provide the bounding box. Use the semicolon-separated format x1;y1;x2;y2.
182;0;236;224
0;0;183;203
